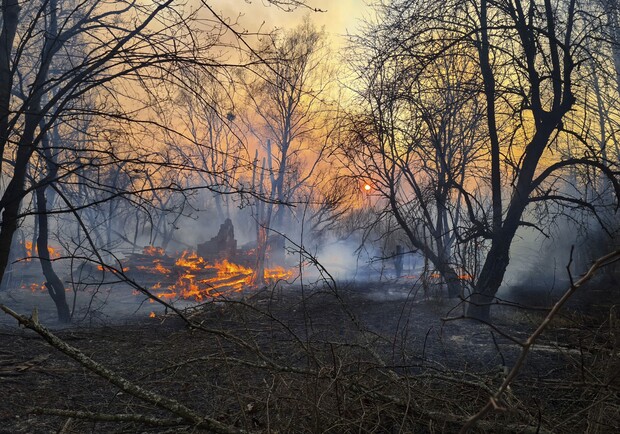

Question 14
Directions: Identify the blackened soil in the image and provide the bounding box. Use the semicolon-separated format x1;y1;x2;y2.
1;281;618;433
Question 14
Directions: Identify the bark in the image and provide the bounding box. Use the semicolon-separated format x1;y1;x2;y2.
252;153;270;286
0;0;20;168
36;187;71;323
478;0;502;234
0;114;42;286
466;240;511;321
253;225;267;286
465;0;577;320
0;0;58;288
36;124;70;323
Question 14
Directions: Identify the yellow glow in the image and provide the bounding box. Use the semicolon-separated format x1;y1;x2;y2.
206;0;366;48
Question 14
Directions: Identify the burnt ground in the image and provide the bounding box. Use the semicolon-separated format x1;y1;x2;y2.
1;280;619;434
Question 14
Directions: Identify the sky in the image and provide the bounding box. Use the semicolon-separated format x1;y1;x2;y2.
208;0;369;49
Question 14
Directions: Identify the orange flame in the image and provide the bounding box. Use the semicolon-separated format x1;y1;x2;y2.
423;272;473;281
174;250;206;271
97;265;129;273
23;282;46;292
22;240;62;259
265;265;294;281
159;259;254;301
151;257;293;301
143;246;166;256
136;260;170;275
149;311;156;318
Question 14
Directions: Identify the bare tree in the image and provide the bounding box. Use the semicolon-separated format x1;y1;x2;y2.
346;0;620;320
344;10;486;296
0;0;241;321
242;18;335;283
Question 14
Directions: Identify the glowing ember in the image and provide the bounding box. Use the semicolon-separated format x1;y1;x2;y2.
143;245;166;256
22;240;62;260
426;272;472;281
149;311;156;318
265;265;294;281
23;282;46;292
175;250;206;271
136;260;170;275
97;265;129;273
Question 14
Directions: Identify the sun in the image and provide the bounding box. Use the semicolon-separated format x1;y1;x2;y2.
364;184;371;192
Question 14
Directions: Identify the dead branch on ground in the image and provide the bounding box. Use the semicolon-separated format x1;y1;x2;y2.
460;248;620;433
0;304;245;434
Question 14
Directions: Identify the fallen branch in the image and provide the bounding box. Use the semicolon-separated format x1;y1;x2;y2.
0;304;244;434
460;248;620;433
32;408;184;426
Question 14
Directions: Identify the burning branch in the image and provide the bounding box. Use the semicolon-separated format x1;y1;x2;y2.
459;248;620;433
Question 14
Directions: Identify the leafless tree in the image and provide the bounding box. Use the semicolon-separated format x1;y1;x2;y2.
0;0;250;321
242;18;336;283
345;0;620;320
344;9;487;296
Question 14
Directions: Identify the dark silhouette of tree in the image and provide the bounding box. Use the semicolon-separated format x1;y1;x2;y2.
346;0;620;320
0;0;253;321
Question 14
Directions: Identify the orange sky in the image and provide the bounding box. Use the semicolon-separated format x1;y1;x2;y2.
208;0;368;49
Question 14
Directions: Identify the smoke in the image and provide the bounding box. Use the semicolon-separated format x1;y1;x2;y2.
307;239;366;280
500;211;610;302
297;235;421;282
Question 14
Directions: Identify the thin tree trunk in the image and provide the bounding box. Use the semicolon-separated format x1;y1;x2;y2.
36;186;71;323
253;156;270;286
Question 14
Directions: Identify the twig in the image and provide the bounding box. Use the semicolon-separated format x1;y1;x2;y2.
0;304;244;434
33;408;184;426
459;248;620;433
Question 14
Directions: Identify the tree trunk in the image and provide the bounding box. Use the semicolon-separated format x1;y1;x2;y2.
252;225;267;286
36;187;71;323
251;154;269;286
465;241;511;321
0;0;21;167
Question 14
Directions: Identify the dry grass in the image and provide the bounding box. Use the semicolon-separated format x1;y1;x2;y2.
1;280;619;433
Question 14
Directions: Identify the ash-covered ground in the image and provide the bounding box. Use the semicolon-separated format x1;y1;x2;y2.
1;278;619;433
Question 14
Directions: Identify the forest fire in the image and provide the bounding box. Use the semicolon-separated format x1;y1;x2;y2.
22;282;46;293
174;250;206;271
136;261;169;275
127;246;294;302
21;241;62;260
143;246;166;256
160;259;253;300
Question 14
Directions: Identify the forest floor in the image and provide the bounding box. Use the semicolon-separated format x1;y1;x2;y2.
1;279;619;433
